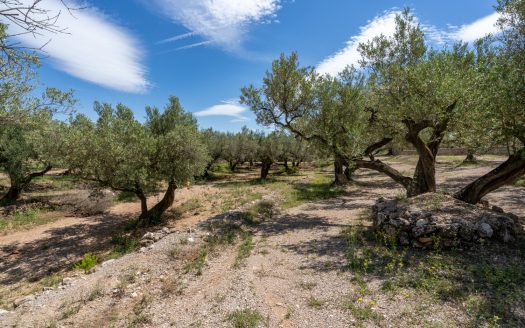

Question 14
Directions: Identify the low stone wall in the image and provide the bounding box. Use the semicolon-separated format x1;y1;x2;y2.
373;193;521;248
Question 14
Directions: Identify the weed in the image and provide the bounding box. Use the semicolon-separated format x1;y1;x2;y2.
307;296;324;308
234;233;254;268
227;309;264;328
61;304;81;319
87;284;105;301
110;235;139;257
344;300;382;323
73;253;98;273
298;282;317;290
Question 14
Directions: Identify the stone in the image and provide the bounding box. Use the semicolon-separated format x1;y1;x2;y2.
43;287;54;291
142;232;155;240
373;193;520;247
187;236;195;243
418;237;433;245
62;277;74;285
478;223;494;238
0;309;10;315
492;205;504;213
102;259;115;267
398;232;410;246
416;219;428;227
14;295;35;307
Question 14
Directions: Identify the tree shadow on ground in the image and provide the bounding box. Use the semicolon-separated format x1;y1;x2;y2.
0;213;130;285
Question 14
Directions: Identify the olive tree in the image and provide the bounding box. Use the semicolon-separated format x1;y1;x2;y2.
241;53;369;185
201;128;228;176
355;10;478;197
455;0;525;203
68;97;208;225
0;27;74;204
256;132;283;180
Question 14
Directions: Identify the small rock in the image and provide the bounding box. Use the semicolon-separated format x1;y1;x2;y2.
102;259;116;267
131;292;138;298
62;277;74;285
14;295;35;307
43;287;54;291
492;205;504;213
478;223;494;238
187;236;195;243
142;232;155;240
112;288;120;295
0;309;10;315
162;227;170;234
139;247;147;253
418;237;433;245
416;219;428;227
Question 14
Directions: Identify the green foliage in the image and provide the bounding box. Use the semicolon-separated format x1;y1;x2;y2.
116;191;137;202
226;309;264;328
67;96;209;223
73;253;98;273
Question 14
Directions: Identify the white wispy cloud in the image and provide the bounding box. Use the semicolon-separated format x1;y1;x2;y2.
157;32;196;44
317;11;400;76
317;10;501;77
1;0;148;93
151;0;281;51
449;12;501;42
194;100;249;122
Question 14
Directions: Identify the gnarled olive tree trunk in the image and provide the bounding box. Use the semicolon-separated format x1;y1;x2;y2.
0;165;52;205
455;149;525;204
137;180;177;226
260;160;272;180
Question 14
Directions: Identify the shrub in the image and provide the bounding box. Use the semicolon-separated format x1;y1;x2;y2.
227;309;264;328
73;253;98;273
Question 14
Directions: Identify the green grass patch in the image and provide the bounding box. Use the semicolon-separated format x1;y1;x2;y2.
0;208;58;232
272;174;346;209
226;309;265;328
169;198;202;219
73;253;98;273
514;177;525;187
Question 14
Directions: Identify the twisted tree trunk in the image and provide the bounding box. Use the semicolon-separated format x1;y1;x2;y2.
1;165;52;205
138;180;177;226
455;149;525;204
260;160;272;180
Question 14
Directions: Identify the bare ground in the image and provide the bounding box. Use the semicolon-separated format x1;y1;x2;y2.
0;156;524;327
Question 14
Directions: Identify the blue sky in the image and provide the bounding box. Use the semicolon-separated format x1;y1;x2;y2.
3;0;500;131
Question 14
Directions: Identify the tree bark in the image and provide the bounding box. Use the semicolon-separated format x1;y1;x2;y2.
455;149;525;204
355;159;412;189
464;150;477;163
260;161;272;180
1;165;52;205
138;180;177;226
333;155;350;185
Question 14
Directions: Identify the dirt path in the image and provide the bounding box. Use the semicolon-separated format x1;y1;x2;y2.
1;158;524;327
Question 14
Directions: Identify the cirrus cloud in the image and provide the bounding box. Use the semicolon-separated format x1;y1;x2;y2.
151;0;281;51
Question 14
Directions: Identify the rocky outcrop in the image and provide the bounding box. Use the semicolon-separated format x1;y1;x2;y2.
373;193;521;248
